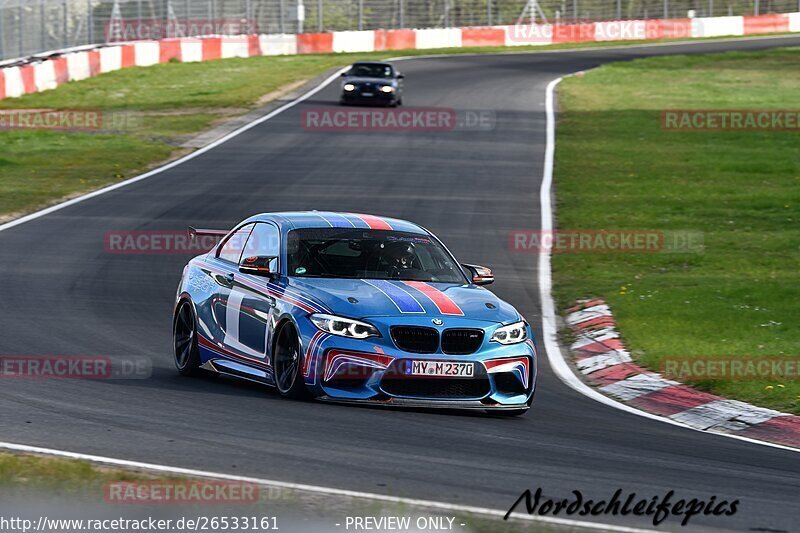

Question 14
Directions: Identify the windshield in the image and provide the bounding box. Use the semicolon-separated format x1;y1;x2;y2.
287;228;466;283
347;64;394;78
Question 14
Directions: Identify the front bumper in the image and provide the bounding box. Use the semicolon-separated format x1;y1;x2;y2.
301;323;537;409
340;90;397;105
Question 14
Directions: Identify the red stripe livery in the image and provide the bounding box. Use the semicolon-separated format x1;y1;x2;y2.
402;281;464;315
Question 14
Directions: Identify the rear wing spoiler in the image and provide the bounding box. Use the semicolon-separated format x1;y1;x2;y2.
188;226;229;240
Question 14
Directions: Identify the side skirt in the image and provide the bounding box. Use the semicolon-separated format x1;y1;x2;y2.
201;359;275;387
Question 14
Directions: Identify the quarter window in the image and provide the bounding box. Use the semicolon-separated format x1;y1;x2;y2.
217;224;254;264
240;223;281;272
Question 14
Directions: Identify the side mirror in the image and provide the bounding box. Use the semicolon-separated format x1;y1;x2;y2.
340;71;348;77
462;264;494;286
397;73;405;79
240;255;277;278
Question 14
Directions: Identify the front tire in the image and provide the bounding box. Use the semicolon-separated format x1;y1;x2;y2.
273;323;308;399
174;300;201;376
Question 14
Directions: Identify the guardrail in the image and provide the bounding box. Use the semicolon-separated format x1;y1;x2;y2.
1;12;798;101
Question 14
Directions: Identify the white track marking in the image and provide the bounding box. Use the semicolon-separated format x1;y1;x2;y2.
0;441;655;532
538;77;798;453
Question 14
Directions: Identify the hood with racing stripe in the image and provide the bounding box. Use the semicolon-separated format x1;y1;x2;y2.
287;277;520;324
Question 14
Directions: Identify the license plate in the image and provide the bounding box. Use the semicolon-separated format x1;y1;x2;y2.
406;361;474;377
361;92;374;97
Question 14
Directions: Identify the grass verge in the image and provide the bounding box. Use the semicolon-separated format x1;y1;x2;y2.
553;47;800;413
0;451;567;531
0;33;792;221
0;451;155;493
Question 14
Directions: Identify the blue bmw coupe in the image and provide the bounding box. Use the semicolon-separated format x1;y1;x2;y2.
174;212;536;415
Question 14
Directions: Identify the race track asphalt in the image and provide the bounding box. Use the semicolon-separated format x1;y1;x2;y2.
1;35;799;532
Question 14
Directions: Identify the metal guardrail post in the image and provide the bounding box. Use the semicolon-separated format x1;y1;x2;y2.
0;6;4;60
64;0;69;48
41;0;47;50
19;5;25;57
88;0;94;44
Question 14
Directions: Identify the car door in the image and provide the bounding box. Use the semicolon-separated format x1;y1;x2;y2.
207;223;253;355
235;222;281;362
220;222;281;366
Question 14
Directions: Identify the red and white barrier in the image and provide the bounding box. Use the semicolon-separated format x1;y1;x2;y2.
65;51;91;81
332;31;376;53
221;36;252;58
502;24;553;46
134;41;161;66
99;46;122;72
3;66;25;98
791;12;800;32
179;39;203;62
374;29;416;50
595;20;648;41
2;12;799;102
33;61;57;92
415;28;462;49
691;15;744;37
259;34;298;56
461;27;506;47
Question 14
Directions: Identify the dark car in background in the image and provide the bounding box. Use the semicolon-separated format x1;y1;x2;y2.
340;61;404;107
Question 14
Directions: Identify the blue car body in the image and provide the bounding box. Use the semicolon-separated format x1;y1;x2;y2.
174;212;536;413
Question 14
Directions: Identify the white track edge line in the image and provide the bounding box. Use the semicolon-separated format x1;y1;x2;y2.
538;76;798;454
0;441;655;533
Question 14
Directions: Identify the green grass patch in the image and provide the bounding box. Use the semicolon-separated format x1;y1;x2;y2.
0;451;156;495
0;34;786;220
553;47;800;413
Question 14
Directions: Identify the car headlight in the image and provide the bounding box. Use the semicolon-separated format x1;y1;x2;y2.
379;85;394;93
310;313;380;339
343;83;356;92
490;321;528;345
